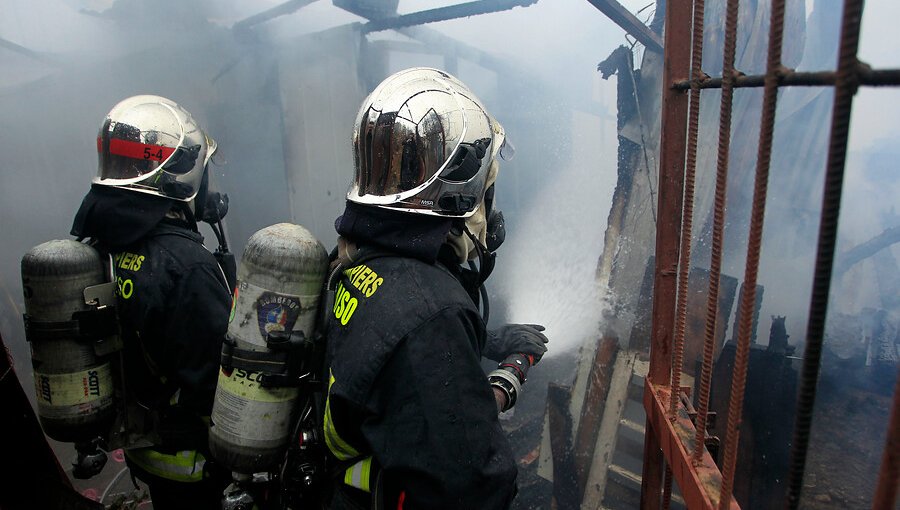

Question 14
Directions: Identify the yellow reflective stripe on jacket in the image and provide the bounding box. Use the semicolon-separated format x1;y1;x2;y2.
343;457;373;493
125;448;206;483
324;370;361;461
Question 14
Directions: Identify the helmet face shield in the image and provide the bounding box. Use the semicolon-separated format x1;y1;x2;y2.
95;95;214;201
349;68;499;217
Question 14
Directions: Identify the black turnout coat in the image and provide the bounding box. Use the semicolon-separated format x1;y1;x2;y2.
72;186;231;451
323;248;518;510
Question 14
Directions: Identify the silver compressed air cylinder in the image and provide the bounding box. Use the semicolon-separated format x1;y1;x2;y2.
209;223;328;475
21;240;117;442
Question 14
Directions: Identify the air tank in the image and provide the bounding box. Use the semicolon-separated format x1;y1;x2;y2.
21;240;118;442
209;223;329;474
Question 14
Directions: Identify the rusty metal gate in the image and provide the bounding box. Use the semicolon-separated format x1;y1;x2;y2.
639;0;900;508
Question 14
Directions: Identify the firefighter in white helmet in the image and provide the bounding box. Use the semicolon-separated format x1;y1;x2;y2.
70;95;232;509
322;68;549;509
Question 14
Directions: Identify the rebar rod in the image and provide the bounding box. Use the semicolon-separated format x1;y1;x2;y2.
691;0;740;463
669;0;706;416
872;368;900;509
718;0;786;507
784;2;865;504
673;67;900;90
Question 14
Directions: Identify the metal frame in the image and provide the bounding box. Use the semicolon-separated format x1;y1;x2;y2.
640;0;900;509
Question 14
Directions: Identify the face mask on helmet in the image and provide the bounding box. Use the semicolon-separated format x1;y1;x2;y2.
348;67;508;218
95;95;217;202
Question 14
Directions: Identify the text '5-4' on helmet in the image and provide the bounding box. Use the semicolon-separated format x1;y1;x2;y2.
95;95;217;201
349;67;513;218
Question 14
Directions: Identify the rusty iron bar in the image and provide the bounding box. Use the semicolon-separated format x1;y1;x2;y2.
785;1;865;507
362;0;538;33
669;0;706;419
693;0;741;466
718;0;787;507
872;368;900;509
586;0;664;53
640;0;692;506
672;66;900;90
645;382;741;510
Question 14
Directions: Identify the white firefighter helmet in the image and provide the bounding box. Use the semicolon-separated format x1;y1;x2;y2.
95;95;217;201
349;67;511;217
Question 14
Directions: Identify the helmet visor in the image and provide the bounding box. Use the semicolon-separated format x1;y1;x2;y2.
95;100;212;201
355;105;450;199
97;112;181;182
351;85;491;207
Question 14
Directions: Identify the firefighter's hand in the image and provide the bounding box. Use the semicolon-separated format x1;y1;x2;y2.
483;324;549;364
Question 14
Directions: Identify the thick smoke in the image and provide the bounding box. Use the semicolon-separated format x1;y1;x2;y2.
1;1;897;508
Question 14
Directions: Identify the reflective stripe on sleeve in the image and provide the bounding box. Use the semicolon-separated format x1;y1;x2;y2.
125;448;206;483
324;370;361;461
343;457;373;493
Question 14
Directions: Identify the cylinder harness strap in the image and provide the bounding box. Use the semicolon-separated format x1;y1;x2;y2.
219;329;313;388
23;306;118;343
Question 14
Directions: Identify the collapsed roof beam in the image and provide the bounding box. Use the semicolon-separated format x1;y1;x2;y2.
232;0;319;31
585;0;663;53
0;36;57;65
396;24;519;77
362;0;539;33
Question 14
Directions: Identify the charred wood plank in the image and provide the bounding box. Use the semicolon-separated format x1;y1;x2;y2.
573;336;620;499
547;382;580;509
232;0;318;31
362;0;538;33
834;225;900;277
586;0;663;53
0;36;57;65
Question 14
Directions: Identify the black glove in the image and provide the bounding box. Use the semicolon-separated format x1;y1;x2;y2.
483;324;549;364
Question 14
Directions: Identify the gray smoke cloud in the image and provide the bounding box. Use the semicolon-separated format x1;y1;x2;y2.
1;1;897;506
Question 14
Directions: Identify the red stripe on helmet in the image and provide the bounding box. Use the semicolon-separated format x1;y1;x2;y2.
103;137;176;162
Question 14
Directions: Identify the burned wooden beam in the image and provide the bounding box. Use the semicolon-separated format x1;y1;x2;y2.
573;336;620;500
362;0;538;33
396;25;525;81
232;0;318;31
585;0;663;53
547;382;580;509
834;225;900;277
0;36;57;65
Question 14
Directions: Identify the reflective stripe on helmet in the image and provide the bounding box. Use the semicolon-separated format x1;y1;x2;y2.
324;370;361;461
343;457;373;493
125;448;206;483
103;137;177;162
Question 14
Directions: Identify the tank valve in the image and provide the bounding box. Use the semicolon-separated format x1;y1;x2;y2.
72;438;108;479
